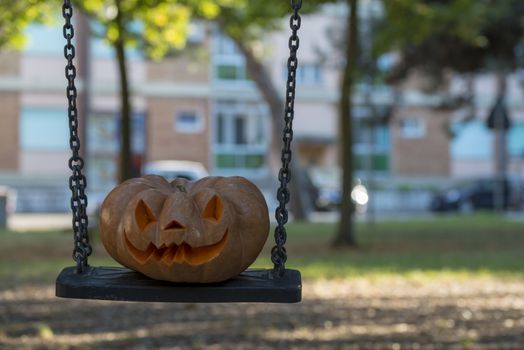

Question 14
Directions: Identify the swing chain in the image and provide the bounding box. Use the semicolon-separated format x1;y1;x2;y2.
63;0;92;273
272;0;302;278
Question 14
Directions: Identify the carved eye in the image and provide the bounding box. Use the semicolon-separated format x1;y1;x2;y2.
203;195;223;222
135;199;157;231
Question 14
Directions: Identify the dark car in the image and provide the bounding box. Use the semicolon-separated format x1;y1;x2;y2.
430;177;523;212
305;167;368;212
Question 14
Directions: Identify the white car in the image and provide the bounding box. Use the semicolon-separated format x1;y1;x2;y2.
88;161;208;218
143;160;209;181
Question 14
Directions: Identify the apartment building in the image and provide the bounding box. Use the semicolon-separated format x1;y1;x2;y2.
1;5;524;212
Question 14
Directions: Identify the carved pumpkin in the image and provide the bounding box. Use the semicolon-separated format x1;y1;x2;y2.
99;175;269;283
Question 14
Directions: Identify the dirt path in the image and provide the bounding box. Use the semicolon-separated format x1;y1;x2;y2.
1;277;524;350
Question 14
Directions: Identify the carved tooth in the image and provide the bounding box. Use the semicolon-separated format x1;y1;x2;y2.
173;244;186;263
145;244;157;262
151;247;163;260
161;245;176;265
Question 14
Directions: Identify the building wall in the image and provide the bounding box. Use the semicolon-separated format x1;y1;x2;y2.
20;150;69;175
0;51;19;76
4;9;524;189
146;97;211;169
0;52;20;172
146;47;211;170
450;106;524;178
148;55;209;83
451;159;492;178
296;142;338;168
266;9;341;97
294;102;339;141
391;107;450;176
0;92;20;171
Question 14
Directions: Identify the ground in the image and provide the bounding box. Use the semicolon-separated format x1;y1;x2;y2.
1;215;524;349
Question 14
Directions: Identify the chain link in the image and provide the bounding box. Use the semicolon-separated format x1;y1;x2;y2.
271;0;302;278
63;0;91;273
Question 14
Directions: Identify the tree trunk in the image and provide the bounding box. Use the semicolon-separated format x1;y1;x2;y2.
333;0;358;246
229;35;310;220
493;72;508;212
114;0;132;183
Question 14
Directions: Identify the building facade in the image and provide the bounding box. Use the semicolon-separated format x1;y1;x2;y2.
1;5;524;212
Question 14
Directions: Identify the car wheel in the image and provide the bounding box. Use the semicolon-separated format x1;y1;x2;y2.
459;200;474;214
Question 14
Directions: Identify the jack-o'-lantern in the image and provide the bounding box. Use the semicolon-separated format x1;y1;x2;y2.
99;175;269;283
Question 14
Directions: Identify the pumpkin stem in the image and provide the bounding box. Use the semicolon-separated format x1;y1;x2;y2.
173;178;187;193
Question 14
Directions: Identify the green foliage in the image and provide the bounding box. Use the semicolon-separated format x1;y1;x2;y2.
376;0;486;53
217;0;336;45
0;0;55;49
75;0;246;60
376;0;524;83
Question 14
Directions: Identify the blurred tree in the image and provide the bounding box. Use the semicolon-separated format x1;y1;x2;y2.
74;0;239;183
375;0;514;86
314;1;384;246
376;0;524;211
375;0;524;110
217;1;336;220
0;0;54;49
333;0;359;246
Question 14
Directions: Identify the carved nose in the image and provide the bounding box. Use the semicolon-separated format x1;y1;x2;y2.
163;219;186;230
159;192;192;231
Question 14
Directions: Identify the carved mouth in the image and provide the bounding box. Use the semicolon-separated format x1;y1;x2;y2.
124;230;228;266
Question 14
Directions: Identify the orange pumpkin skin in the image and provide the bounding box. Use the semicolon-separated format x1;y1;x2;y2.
99;175;269;283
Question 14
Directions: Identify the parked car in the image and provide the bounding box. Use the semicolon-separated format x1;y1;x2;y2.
143;160;209;181
430;177;523;212
306;167;368;212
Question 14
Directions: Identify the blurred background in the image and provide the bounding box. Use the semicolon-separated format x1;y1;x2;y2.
1;0;524;349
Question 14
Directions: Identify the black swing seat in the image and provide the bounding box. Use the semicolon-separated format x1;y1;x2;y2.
56;266;302;303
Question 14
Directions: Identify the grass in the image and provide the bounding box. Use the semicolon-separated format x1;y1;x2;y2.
256;214;524;280
1;213;523;282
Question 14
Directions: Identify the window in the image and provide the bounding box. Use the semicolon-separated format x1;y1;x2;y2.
214;33;240;56
354;153;389;172
297;64;323;85
187;22;205;44
24;22;142;59
20;108;68;150
215;64;247;81
24;24;63;56
284;63;323;86
234;116;247;144
217;114;225;144
174;111;204;133
509;123;524;158
451;121;492;160
88;112;119;154
213;103;268;173
399;117;426;139
87;111;145;193
451;120;524;160
212;33;249;82
91;21;142;59
353;117;390;172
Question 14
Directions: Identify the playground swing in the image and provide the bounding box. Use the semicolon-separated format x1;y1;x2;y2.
56;0;303;303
